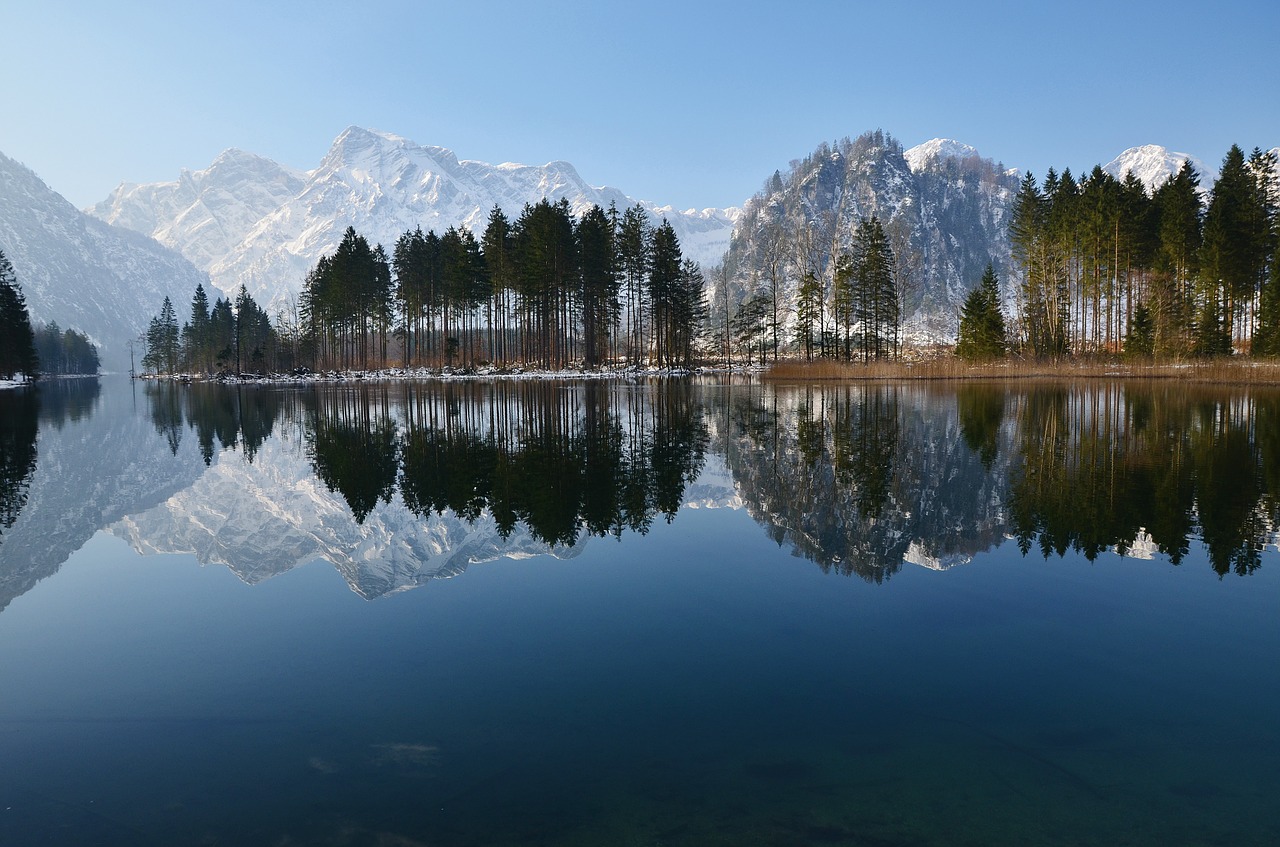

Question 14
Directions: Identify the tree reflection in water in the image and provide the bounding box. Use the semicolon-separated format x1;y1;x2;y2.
1007;384;1275;576
719;381;1280;581
142;378;1280;580
0;388;39;536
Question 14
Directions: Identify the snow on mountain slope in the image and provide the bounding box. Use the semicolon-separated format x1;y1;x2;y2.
903;138;984;173
0;151;212;370
93;127;740;310
1103;144;1214;190
720;131;1018;344
91;148;306;272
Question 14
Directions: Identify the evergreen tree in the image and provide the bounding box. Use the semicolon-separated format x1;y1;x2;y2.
187;283;212;371
956;263;1008;359
1248;148;1279;352
33;322;100;375
1151;161;1202;355
617;205;651;362
577;204;618;367
144;296;181;374
794;270;822;359
0;250;38;381
647;220;685;366
480;208;515;364
1200;145;1255;354
1258;249;1280;356
850;216;898;361
1125;303;1155;357
209;297;236;371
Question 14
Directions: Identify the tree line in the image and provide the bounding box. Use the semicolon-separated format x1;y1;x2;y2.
142;282;278;376
1;248;99;379
142;201;711;374
996;144;1277;359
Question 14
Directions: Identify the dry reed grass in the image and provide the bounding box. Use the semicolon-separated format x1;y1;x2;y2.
764;356;1280;385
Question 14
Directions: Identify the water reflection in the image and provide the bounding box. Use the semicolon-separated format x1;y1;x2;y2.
3;377;1279;612
0;379;102;538
390;382;708;543
143;381;286;464
0;388;39;536
729;381;1280;580
713;383;1003;581
1006;384;1277;575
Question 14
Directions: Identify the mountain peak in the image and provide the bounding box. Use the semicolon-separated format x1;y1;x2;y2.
92;129;738;309
903;138;982;173
1103;145;1211;190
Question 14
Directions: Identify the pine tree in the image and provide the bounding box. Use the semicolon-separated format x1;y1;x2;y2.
1200;145;1254;354
1257;249;1280;356
1151;161;1202;355
1248;148;1279;353
850;216;898;361
187;283;211;371
956;264;1007;360
1125;303;1155;357
577;204;618;367
144;296;181;374
617;205;651;362
0;250;38;381
647;220;685;366
793;270;822;359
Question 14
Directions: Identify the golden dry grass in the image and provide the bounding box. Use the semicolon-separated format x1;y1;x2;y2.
764;356;1280;384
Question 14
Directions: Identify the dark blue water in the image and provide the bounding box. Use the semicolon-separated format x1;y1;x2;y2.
0;378;1276;845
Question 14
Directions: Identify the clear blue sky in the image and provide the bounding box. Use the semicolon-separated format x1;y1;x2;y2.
4;0;1277;210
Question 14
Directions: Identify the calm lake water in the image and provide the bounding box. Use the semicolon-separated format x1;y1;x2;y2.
0;376;1276;846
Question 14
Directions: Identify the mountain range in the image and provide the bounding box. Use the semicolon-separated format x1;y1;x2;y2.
1;128;1264;367
91;126;741;311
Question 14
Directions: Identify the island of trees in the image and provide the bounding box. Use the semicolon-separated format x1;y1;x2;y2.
142;201;713;375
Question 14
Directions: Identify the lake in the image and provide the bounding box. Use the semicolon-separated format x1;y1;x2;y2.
0;376;1276;846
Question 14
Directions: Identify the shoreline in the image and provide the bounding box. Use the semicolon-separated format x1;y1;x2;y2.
130;363;767;385
87;357;1280;387
763;357;1280;384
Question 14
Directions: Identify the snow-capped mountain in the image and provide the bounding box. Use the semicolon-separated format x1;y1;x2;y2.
92;148;307;273
0;151;212;370
903;138;983;173
92;127;740;310
720;132;1018;343
1103;144;1214;190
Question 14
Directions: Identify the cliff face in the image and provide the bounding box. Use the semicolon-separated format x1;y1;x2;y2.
718;131;1018;343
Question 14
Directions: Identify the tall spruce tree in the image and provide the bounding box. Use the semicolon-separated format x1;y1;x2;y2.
0;250;38;381
956;264;1007;359
187;283;211;371
1152;161;1202;355
1199;145;1255;354
850;216;898;361
576;204;618;367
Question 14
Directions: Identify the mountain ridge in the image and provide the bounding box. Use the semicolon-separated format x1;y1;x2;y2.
92;126;741;310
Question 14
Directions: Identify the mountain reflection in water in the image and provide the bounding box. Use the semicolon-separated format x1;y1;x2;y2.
1;377;1278;609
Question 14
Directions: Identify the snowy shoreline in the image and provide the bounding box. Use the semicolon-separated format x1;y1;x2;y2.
132;363;766;385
